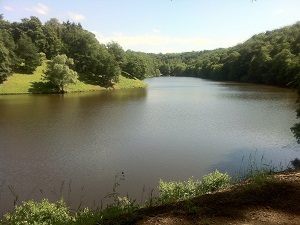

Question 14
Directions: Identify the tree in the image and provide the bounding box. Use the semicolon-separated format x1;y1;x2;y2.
159;63;171;76
271;49;297;86
19;16;46;53
107;41;127;68
15;33;40;73
43;18;63;58
0;21;15;82
61;22;120;86
43;54;78;93
85;45;121;86
0;41;12;82
123;51;147;80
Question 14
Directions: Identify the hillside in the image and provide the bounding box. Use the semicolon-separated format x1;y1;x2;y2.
0;61;147;95
152;21;300;88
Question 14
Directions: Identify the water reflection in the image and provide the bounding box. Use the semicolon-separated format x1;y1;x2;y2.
209;147;300;178
216;83;298;107
0;77;299;214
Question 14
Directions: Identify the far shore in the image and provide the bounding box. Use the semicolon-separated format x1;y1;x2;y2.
0;62;148;95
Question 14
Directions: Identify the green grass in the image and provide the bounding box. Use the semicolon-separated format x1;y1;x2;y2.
114;76;148;89
0;62;47;94
0;62;147;95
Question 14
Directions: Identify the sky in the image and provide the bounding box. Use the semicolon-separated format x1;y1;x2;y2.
1;0;300;53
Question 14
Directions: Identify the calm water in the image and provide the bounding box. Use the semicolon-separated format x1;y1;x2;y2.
0;77;299;214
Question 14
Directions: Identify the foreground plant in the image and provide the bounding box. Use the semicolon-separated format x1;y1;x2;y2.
158;170;232;204
3;199;73;225
158;177;201;203
200;169;232;193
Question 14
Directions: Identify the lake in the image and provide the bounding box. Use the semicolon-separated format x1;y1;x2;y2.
0;76;299;214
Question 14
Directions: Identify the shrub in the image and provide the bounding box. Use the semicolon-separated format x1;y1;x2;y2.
158;177;202;203
4;199;73;225
199;169;231;193
244;170;274;191
158;170;232;204
74;208;100;225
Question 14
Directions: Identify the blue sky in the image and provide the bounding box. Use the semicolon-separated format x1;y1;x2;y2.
1;0;300;53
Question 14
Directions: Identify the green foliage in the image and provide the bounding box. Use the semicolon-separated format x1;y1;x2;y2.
159;63;171;75
1;14;300;86
123;51;147;80
97;197;138;225
0;169;283;225
107;41;127;68
15;34;40;74
158;177;202;203
291;122;300;143
158;171;231;204
0;40;12;83
73;208;100;225
3;199;73;225
0;28;16;82
43;54;78;92
144;22;300;87
244;170;274;191
90;45;121;86
19;16;46;53
114;75;148;89
199;169;231;193
61;22;120;86
42;19;63;59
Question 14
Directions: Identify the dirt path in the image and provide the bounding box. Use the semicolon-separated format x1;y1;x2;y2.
135;171;300;225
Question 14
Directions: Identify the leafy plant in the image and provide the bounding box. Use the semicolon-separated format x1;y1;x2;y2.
244;170;275;191
73;208;100;225
199;169;231;193
43;54;78;93
158;177;201;203
4;198;73;225
89;172;139;224
158;170;231;204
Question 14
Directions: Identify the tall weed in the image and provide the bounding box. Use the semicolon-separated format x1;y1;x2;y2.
158;170;231;204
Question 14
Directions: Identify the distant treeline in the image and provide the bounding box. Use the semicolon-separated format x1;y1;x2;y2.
1;14;300;90
0;15;160;85
152;22;300;89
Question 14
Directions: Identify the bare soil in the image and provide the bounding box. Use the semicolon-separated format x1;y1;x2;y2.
132;171;300;225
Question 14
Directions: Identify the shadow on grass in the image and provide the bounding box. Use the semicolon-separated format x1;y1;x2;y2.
28;82;58;94
78;73;113;88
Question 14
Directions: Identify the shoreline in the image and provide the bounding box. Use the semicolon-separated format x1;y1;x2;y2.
0;74;148;96
0;61;148;95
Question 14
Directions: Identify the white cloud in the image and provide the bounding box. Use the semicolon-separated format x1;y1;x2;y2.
25;3;49;15
68;12;86;22
92;31;214;53
94;32;205;46
272;9;284;17
152;29;160;33
3;5;14;11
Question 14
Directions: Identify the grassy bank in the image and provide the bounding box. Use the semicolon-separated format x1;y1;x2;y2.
114;75;148;89
2;167;300;225
0;62;147;95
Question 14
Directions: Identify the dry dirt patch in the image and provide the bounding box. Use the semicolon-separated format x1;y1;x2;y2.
135;171;300;225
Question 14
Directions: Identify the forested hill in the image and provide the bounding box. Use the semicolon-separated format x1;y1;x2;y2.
153;22;300;89
1;15;300;90
0;15;160;86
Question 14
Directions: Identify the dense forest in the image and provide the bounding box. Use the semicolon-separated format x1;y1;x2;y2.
154;22;300;89
0;15;160;87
